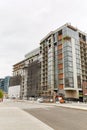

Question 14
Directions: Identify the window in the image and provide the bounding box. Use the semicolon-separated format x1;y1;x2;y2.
65;77;74;88
77;69;81;73
58;69;63;73
76;59;80;64
64;61;73;67
68;56;72;61
68;66;73;72
69;83;74;87
49;44;51;48
59;79;63;84
63;46;72;52
65;72;73;78
63;41;72;48
76;63;81;69
64;51;72;57
58;49;62;54
49;39;51;43
64;56;72;62
77;75;81;88
75;44;80;50
58;59;63;64
58;30;62;35
65;78;69;85
53;34;55;42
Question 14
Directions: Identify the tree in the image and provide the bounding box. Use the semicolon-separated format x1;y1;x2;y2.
0;89;4;99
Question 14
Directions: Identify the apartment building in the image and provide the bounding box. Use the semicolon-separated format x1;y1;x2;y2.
40;23;87;101
24;48;41;99
13;48;41;99
13;23;87;100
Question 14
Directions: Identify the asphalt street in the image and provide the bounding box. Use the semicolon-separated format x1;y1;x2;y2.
24;106;87;130
0;100;54;130
2;99;87;130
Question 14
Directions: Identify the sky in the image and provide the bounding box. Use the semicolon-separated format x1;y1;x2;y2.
0;0;87;77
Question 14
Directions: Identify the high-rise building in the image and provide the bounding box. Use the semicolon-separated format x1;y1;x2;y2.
40;23;87;100
0;76;10;93
13;48;41;99
13;23;87;100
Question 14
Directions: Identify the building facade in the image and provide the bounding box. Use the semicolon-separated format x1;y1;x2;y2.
40;23;87;100
13;23;87;100
13;48;41;99
0;76;10;93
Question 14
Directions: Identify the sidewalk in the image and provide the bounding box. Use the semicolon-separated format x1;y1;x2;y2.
14;99;87;111
55;102;87;111
37;101;87;111
0;106;54;130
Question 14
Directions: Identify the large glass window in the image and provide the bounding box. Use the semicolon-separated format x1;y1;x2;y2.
58;59;63;64
63;46;72;52
64;56;72;62
63;41;72;48
64;51;72;57
75;44;80;50
63;27;79;40
64;66;73;72
65;77;74;88
59;79;63;84
76;50;80;55
77;69;81;74
65;72;73;78
64;61;73;67
76;59;80;64
77;75;81;88
76;63;81;69
58;69;63;73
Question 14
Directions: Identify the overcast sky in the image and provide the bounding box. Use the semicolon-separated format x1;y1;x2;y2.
0;0;87;77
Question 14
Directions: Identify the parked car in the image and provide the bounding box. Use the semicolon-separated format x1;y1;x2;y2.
37;98;43;103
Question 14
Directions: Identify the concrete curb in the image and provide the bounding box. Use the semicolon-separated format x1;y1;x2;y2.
37;102;87;111
55;103;87;111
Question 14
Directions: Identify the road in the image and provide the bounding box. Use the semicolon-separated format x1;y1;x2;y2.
0;100;54;130
2;99;87;130
24;106;87;130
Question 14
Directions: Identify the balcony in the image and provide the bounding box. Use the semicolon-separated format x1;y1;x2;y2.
63;35;71;40
58;35;62;41
80;38;86;43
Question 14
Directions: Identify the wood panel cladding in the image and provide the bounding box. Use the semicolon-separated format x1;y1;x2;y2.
58;54;63;59
59;84;64;89
58;35;62;40
58;44;62;50
58;64;63;69
58;73;63;79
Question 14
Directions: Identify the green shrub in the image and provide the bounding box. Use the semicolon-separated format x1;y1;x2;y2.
0;90;3;98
